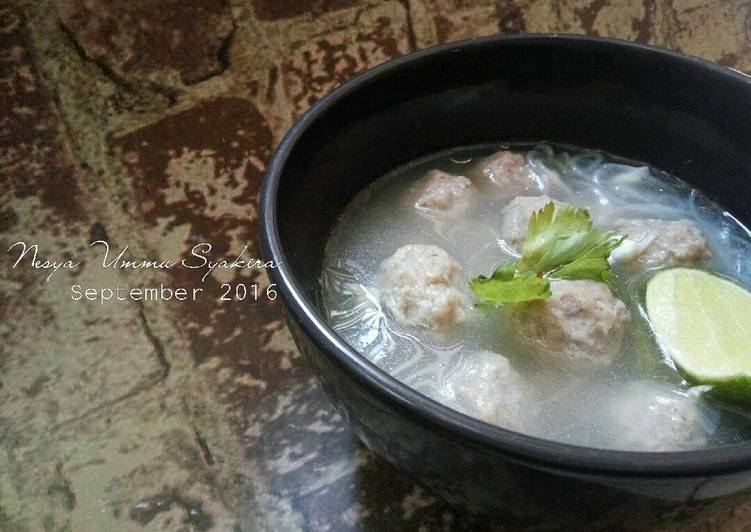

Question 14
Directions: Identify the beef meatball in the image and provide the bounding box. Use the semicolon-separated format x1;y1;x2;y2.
477;150;566;197
500;195;564;249
510;280;630;365
611;218;709;269
447;350;531;431
377;244;471;330
414;169;474;218
604;382;711;451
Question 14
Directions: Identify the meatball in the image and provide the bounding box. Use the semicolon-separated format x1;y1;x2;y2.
478;150;566;197
500;195;564;249
611;218;709;269
414;170;474;218
510;280;630;365
605;382;711;451
447;350;531;431
377;244;471;330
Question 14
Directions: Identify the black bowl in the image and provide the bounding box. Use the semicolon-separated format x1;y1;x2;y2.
259;34;751;530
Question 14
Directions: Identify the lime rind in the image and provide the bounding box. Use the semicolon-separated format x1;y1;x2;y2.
680;371;751;405
646;268;751;404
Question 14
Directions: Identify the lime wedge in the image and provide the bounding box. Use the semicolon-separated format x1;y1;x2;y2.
646;268;751;403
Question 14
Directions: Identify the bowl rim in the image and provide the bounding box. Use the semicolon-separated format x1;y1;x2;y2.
259;33;751;478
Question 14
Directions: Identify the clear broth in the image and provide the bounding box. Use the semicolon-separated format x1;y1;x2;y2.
319;144;751;450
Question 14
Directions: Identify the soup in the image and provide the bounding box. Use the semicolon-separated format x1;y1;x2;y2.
318;144;751;451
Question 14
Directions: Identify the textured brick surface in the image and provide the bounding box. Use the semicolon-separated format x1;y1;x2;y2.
2;0;751;530
112;97;298;426
276;1;414;115
0;6;84;226
58;0;234;86
253;0;363;21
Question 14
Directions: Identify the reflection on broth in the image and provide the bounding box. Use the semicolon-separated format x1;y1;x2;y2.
319;144;751;451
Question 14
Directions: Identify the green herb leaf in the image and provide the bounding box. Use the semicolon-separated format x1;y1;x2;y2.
469;265;550;306
519;203;621;276
549;255;615;283
468;202;623;305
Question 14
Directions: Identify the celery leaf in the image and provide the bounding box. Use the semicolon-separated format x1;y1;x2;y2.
469;202;623;304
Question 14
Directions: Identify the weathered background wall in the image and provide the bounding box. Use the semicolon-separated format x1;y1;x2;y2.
1;1;750;530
